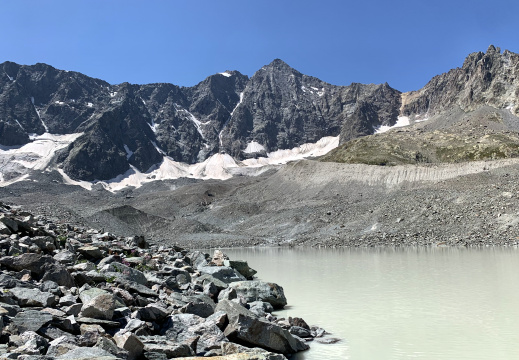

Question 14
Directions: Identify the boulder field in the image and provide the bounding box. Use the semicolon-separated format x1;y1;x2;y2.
0;202;338;359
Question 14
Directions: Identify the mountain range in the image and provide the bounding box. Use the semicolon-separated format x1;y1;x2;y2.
1;45;519;183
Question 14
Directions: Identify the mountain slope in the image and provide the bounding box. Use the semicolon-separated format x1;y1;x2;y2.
0;59;399;182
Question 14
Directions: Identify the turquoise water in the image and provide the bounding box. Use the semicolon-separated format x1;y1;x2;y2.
222;247;519;360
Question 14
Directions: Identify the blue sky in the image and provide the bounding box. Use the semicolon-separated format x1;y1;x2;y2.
2;0;518;92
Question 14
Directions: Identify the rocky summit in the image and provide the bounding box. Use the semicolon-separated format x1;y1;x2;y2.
0;201;339;359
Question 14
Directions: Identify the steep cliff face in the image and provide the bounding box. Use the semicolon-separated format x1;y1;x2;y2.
0;59;400;181
220;59;401;157
401;45;519;118
324;46;519;166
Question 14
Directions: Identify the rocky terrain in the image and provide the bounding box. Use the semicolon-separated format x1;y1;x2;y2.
0;202;338;359
2;46;519;250
0;59;400;182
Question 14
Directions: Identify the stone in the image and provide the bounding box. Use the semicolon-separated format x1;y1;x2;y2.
12;310;53;332
80;293;116;320
224;259;257;280
314;337;341;344
199;266;246;284
289;326;312;338
0;221;11;235
182;300;214;318
9;287;58;307
12;331;49;355
94;337;129;359
211;250;228;266
54;346;118;359
228;281;287;309
77;246;105;259
53;250;77;265
137;304;169;322
101;262;148;285
0;253;50;276
161;313;228;354
113;332;144;360
221;342;288;360
140;336;194;358
224;313;309;354
249;301;274;317
42;264;75;287
0;214;18;232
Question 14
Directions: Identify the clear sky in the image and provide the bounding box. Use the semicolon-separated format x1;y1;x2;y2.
2;0;518;92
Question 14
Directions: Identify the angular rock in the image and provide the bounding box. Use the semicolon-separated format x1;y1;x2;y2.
224;313;309;354
9;287;57;307
161;313;227;354
140;336;194;358
12;310;53;332
199;266;246;284
224;259;257;280
113;332;144;360
228;281;287;309
80;293;116;320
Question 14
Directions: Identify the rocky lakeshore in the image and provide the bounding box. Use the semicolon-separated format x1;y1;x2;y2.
0;202;336;359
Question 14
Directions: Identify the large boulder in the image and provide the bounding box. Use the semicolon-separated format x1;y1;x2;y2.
228;281;287;309
161;313;227;355
224;313;309;354
9;287;58;307
12;310;53;332
224;259;257;280
199;266;246;284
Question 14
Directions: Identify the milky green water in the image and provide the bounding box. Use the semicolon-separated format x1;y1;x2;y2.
222;247;519;360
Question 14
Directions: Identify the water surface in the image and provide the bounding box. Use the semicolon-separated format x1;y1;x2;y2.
223;247;519;360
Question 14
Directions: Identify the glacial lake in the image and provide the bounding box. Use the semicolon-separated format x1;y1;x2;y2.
221;246;519;360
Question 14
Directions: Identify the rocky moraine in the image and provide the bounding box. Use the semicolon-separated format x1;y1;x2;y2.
0;202;337;359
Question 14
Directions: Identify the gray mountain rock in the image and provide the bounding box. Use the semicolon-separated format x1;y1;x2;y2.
0;58;399;181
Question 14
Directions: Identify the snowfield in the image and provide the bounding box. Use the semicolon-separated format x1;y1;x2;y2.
0;134;340;192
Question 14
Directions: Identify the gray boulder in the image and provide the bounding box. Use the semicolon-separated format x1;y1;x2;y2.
12;310;53;332
224;259;257;279
9;287;57;307
79;293;116;320
198;266;246;284
224;313;309;354
228;281;287;309
161;313;227;354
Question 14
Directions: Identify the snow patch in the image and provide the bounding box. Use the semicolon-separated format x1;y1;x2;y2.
375;116;410;133
87;102;94;108
219;71;232;77
174;104;205;139
0;133;83;186
110;92;118;97
31;96;48;132
242;136;339;167
123;144;133;160
54;101;65;105
219;91;244;146
243;141;266;154
4;71;13;81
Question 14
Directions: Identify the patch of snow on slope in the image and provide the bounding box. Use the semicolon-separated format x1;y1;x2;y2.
88;153;238;192
219;71;232;77
31;96;49;132
375;116;410;133
123;144;133;160
0;133;83;186
219;91;244;146
242;136;339;167
175;104;205;139
243;141;266;154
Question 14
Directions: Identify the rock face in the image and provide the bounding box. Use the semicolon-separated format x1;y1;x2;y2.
0;202;337;358
0;59;399;181
401;45;519;118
